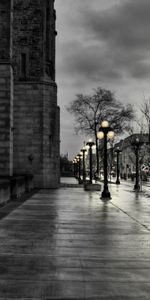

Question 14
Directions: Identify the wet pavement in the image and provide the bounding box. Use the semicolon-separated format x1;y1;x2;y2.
0;178;150;299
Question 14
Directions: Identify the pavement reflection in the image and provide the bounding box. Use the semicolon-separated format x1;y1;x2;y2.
0;177;149;298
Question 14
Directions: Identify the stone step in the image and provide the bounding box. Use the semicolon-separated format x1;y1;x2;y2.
60;183;83;188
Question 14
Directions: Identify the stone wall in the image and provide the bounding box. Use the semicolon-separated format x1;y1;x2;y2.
0;64;13;176
0;0;12;60
13;0;59;188
0;0;13;177
13;81;59;188
0;0;60;188
42;82;60;187
13;0;44;81
0;175;34;205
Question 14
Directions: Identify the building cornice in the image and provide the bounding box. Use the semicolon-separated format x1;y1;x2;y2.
14;80;57;88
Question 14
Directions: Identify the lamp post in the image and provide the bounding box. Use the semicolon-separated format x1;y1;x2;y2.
86;140;95;184
77;154;82;184
73;158;78;178
131;137;142;191
115;147;122;184
97;121;114;199
81;147;87;183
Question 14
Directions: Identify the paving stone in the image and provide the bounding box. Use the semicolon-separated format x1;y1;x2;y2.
0;180;149;298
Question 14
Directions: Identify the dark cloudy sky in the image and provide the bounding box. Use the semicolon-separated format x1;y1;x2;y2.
55;0;150;159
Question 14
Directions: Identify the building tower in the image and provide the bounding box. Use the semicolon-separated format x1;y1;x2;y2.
0;0;13;178
0;0;60;188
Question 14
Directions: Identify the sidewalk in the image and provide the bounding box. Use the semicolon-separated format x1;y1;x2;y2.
0;178;150;299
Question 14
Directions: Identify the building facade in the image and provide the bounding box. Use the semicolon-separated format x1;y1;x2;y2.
112;134;150;179
0;0;60;188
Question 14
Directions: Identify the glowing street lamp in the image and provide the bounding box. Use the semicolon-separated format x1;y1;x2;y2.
131;137;142;191
86;139;95;184
115;147;122;184
81;147;87;183
73;158;78;178
97;121;114;199
76;153;82;183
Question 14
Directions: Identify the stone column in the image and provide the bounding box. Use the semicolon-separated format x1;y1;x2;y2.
0;0;13;176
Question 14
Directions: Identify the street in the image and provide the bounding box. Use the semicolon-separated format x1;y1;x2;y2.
0;178;150;299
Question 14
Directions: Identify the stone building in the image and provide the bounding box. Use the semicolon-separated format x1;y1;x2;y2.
112;134;150;179
0;0;60;188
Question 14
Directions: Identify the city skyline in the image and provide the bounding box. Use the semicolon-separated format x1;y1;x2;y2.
55;0;150;159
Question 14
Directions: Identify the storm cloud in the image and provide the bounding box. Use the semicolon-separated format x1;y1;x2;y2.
55;0;150;158
59;0;150;81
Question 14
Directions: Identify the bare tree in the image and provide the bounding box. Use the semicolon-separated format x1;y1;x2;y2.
67;87;134;174
140;98;150;144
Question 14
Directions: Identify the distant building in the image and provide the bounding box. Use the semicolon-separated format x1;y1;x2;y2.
60;154;73;177
0;0;60;188
112;134;149;179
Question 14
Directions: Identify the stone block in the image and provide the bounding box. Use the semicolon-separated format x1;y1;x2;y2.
0;0;59;188
10;175;33;199
84;183;101;191
0;180;10;204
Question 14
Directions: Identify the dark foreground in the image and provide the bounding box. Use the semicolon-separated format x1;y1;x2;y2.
0;178;150;299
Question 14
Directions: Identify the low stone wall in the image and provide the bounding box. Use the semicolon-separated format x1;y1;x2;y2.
0;180;10;205
10;175;33;199
84;183;101;191
0;174;34;205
